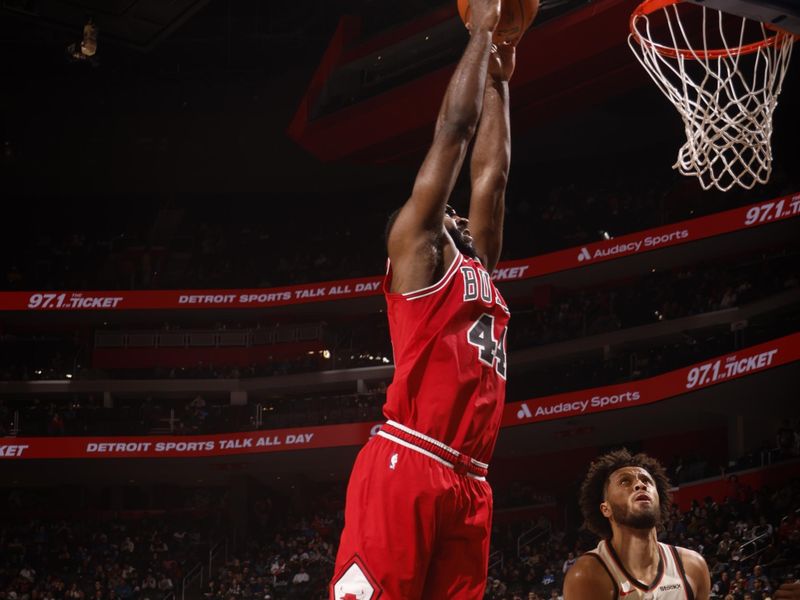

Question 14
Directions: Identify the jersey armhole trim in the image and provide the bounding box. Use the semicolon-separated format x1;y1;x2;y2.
584;552;619;599
669;545;695;600
386;252;463;300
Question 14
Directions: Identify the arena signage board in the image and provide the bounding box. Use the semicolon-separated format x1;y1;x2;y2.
0;193;796;312
1;422;379;460
3;333;797;460
503;332;799;426
494;191;799;280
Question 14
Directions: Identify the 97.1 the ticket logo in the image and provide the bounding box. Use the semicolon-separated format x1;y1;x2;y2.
743;195;800;226
685;348;778;390
27;292;123;310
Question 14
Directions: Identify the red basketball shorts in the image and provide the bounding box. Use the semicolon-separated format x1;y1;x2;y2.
330;423;492;600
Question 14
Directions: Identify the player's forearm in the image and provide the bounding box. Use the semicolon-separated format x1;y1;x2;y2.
435;28;494;138
468;77;510;270
471;78;510;184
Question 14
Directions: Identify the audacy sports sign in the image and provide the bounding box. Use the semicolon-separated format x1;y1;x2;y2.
504;333;799;426
576;229;690;263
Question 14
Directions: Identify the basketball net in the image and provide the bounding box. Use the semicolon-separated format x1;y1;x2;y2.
628;0;796;191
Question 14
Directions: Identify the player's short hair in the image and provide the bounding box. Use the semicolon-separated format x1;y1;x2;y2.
579;448;672;539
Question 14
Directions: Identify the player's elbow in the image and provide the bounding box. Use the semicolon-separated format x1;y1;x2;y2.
438;118;478;144
474;170;509;193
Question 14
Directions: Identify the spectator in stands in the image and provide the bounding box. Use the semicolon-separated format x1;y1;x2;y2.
1;466;796;600
141;572;157;593
156;574;173;592
291;566;309;585
777;421;799;458
149;537;168;560
561;552;575;575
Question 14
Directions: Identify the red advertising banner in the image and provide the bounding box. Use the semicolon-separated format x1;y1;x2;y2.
3;333;798;460
1;422;382;460
0;278;385;312
0;192;796;312
502;332;800;427
493;191;800;281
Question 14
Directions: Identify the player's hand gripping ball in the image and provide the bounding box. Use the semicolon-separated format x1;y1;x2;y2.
458;0;540;45
488;42;516;81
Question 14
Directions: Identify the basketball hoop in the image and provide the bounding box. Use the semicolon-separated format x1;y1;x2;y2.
628;0;798;191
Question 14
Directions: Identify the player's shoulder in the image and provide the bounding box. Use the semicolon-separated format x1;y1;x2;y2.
563;553;616;600
672;545;708;572
673;545;711;599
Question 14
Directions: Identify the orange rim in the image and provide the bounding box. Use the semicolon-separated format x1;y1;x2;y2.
629;0;798;60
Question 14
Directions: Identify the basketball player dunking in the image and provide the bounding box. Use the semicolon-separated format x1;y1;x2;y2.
564;449;711;600
330;0;514;598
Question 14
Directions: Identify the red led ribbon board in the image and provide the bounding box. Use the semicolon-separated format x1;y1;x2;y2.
3;333;797;460
503;332;800;426
0;193;796;311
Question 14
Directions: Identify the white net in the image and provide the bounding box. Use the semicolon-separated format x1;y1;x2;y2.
628;2;796;191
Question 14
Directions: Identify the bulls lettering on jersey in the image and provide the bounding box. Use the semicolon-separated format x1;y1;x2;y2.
383;252;510;463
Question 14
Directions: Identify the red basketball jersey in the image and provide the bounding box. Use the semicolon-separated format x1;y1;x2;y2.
383;252;510;463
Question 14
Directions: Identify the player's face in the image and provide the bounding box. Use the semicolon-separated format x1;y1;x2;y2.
444;205;477;259
602;466;660;531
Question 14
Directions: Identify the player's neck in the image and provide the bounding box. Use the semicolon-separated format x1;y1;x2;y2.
609;527;660;583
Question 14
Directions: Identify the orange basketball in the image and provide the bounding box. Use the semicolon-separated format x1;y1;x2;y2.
457;0;540;45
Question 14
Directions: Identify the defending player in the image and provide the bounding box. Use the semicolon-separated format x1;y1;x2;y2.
776;583;800;599
330;0;514;598
564;449;711;600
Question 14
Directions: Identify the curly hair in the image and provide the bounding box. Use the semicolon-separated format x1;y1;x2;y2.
579;448;672;540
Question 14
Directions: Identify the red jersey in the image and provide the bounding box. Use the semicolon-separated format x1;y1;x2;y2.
383;252;510;463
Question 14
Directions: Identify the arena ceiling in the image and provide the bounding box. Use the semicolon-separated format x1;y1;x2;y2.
1;0;798;200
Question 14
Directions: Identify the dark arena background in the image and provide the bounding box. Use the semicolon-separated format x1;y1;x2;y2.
1;0;799;598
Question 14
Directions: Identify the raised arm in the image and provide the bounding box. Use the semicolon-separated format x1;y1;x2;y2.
387;0;500;292
468;43;513;272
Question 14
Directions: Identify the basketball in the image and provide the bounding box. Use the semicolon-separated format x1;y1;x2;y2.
457;0;540;45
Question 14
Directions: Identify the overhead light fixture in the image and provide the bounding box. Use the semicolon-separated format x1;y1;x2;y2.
81;19;98;56
66;18;98;63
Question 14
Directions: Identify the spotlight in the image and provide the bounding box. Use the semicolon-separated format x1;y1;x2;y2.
81;19;98;56
66;18;99;64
